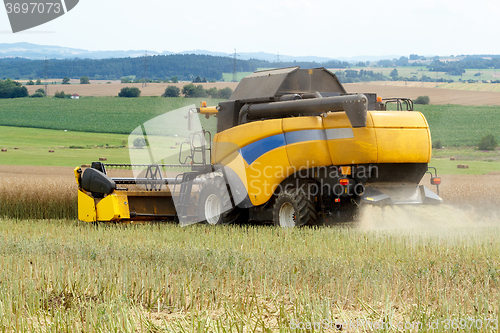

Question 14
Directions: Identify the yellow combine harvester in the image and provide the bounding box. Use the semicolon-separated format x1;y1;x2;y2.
75;67;442;227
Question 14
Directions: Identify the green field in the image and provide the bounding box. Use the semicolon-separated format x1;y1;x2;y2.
416;104;500;147
0;96;220;134
1;97;499;146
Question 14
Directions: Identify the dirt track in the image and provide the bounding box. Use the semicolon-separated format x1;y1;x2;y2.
345;82;500;106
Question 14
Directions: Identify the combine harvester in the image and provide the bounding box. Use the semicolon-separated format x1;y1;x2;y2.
75;67;442;227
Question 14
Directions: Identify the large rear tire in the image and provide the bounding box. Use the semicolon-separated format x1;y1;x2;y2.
273;188;317;227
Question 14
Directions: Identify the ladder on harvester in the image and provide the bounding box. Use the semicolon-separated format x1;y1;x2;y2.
174;130;213;221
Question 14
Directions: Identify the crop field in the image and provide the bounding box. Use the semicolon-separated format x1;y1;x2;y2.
0;97;219;134
416;104;500;147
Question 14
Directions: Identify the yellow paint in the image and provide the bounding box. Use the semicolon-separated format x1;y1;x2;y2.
327;127;379;165
370;111;428;128
376;128;431;163
214;119;283;149
78;190;96;222
286;140;332;168
245;146;293;206
198;107;218;115
96;193;130;221
74;166;81;186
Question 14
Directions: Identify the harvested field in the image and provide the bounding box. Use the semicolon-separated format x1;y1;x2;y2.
26;82;239;97
1;166;499;331
345;82;500;106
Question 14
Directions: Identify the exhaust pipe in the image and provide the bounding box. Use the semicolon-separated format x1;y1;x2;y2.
239;94;368;127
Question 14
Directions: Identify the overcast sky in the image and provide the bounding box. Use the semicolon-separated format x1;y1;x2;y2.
1;0;499;58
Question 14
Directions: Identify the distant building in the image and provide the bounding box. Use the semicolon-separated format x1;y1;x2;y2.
71;93;80;99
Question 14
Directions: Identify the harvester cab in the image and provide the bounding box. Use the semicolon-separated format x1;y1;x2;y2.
76;66;442;227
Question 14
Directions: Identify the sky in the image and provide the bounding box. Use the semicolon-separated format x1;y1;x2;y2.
1;0;499;59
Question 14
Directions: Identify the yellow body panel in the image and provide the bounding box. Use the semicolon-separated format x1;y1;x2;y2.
376;128;431;163
78;190;96;222
212;110;432;207
327;127;379;165
282;116;324;132
370;111;428;128
96;193;130;221
246;146;293;205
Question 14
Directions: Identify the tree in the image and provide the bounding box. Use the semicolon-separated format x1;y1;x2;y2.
62;77;70;84
182;84;208;97
206;87;218;99
80;76;90;84
35;79;42;85
390;68;399;78
118;87;141;97
193;75;202;83
171;76;179;83
414;95;430;104
26;80;34;85
478;134;498;150
0;79;29;98
54;91;69;98
163;85;180;97
218;87;233;99
30;91;45;98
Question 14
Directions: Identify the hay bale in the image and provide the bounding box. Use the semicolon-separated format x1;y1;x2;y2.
81;164;91;168
99;157;107;161
48;150;55;153
450;157;456;161
1;149;6;152
457;164;469;169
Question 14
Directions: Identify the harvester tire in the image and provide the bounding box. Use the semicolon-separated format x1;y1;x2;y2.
197;177;233;225
273;188;317;227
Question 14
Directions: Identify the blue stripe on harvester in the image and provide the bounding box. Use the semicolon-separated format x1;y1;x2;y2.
239;134;286;165
238;128;354;166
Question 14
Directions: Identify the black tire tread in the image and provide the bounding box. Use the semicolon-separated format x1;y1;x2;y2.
273;188;317;227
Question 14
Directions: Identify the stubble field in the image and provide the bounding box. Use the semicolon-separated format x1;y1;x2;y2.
0;165;499;332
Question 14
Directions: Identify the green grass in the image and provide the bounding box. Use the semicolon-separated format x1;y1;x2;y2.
0;96;220;135
432;146;500;161
0;126;196;167
0;126;129;148
0;219;498;332
430;158;500;175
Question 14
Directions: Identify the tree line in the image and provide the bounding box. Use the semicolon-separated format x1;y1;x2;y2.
0;54;351;82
